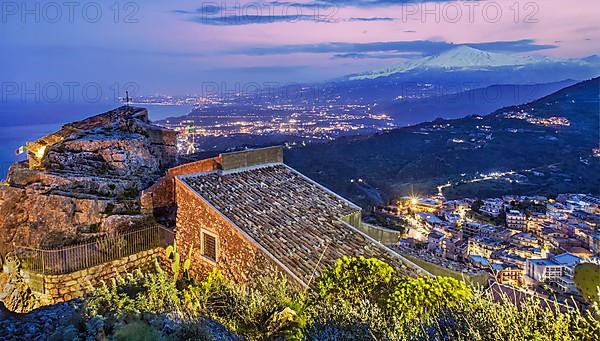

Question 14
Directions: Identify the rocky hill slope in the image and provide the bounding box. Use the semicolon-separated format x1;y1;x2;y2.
0;106;177;254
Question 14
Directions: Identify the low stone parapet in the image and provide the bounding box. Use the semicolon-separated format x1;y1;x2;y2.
25;247;166;304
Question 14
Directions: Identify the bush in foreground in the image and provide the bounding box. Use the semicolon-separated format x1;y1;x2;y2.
62;256;600;340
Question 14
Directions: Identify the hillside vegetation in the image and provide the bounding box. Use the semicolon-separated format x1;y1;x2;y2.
286;78;600;206
8;254;598;340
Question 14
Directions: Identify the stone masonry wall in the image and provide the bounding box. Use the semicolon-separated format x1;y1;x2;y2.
32;247;165;304
168;157;220;177
141;157;220;215
140;176;172;215
219;146;283;170
340;210;362;229
174;178;303;288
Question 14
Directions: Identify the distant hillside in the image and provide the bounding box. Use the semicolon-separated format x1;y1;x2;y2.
382;80;577;125
286;78;600;206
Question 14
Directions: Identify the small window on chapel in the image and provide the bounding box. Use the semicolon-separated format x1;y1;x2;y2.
202;231;217;262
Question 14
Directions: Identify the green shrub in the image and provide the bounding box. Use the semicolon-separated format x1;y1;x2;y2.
428;292;600;341
186;270;306;340
310;257;599;340
123;187;139;199
85;268;181;319
84;264;305;340
384;275;473;320
0;255;39;313
105;203;115;215
317;256;394;303
165;242;193;281
306;297;403;340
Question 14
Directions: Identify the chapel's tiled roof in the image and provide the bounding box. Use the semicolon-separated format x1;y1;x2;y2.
181;163;422;286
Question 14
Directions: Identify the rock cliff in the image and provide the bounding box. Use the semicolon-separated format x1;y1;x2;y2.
0;106;177;254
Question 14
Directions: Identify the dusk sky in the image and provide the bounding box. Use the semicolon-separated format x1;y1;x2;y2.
2;0;599;96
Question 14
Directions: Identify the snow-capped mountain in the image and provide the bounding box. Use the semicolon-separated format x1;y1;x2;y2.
348;46;598;81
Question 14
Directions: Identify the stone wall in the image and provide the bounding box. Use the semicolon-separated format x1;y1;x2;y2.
141;157;220;222
140;176;173;216
143;124;178;170
340;211;362;229
168;157;220;177
28;247;165;304
220;146;283;170
174;178;302;288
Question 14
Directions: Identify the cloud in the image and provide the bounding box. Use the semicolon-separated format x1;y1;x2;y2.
347;17;395;22
174;1;340;25
175;2;339;26
210;65;310;73
333;52;422;59
471;40;558;53
175;1;414;25
319;0;456;7
264;1;334;9
238;40;448;55
188;14;334;25
173;1;467;25
234;39;556;56
175;0;458;15
172;9;195;14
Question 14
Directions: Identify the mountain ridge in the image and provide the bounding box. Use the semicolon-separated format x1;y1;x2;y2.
347;46;600;81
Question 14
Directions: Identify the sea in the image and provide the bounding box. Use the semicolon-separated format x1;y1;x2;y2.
0;101;193;180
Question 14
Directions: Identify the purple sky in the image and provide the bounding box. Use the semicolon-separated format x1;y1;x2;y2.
1;0;599;96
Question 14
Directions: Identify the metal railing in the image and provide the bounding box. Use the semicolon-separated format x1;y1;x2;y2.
14;225;175;275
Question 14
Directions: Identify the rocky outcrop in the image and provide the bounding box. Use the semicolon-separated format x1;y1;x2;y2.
44;137;160;179
8;165;143;200
0;300;240;341
0;186;107;253
99;214;155;234
0;106;178;253
0;300;83;340
39;108;177;188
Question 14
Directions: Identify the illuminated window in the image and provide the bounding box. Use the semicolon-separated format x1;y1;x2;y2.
201;230;218;262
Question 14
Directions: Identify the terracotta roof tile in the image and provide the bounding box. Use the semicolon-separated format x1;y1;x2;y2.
182;163;421;284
